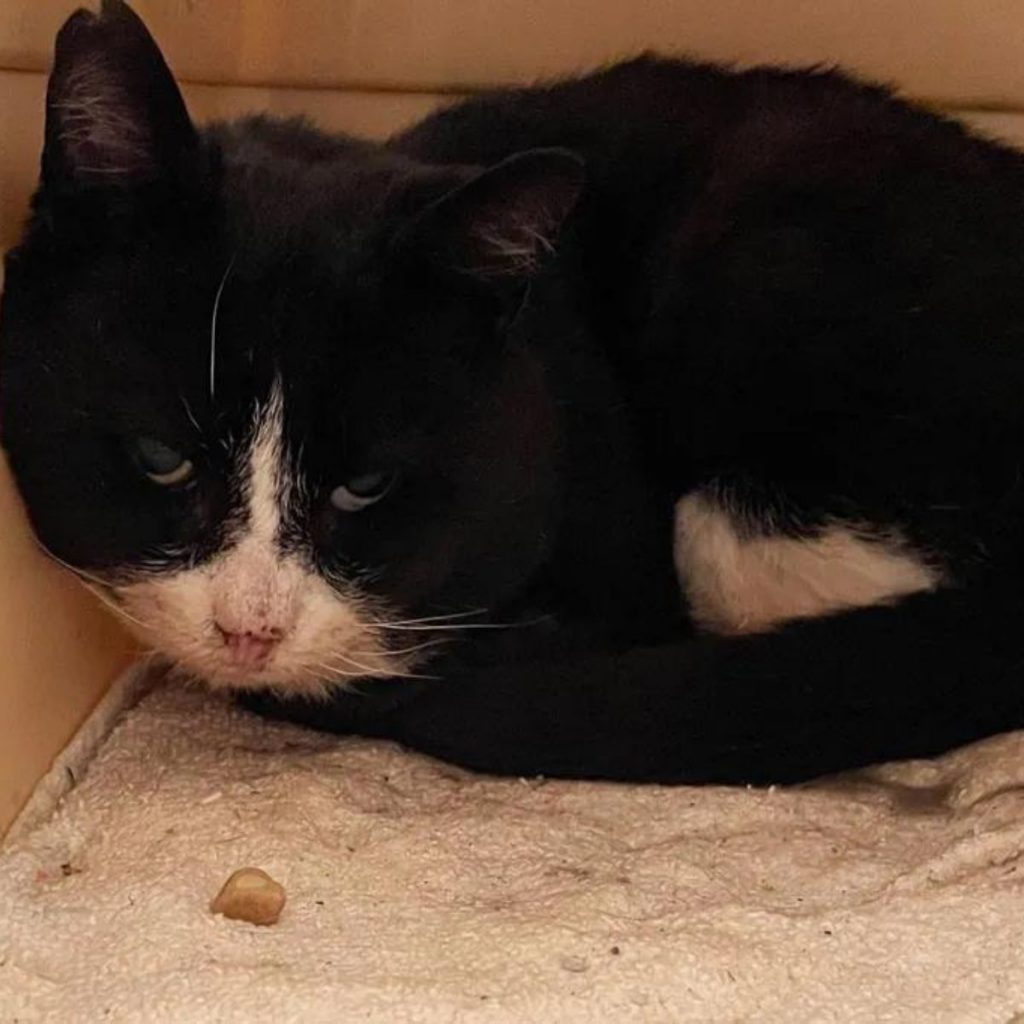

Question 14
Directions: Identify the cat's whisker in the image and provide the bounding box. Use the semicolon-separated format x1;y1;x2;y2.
304;649;384;675
180;393;203;436
30;539;155;630
353;637;448;659
381;608;489;627
349;643;448;669
315;654;437;683
309;660;368;679
208;254;236;400
318;664;384;680
375;617;550;633
324;650;393;676
32;538;115;589
79;581;153;631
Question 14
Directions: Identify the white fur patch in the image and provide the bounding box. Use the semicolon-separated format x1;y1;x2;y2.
674;491;941;635
207;381;296;643
115;381;410;695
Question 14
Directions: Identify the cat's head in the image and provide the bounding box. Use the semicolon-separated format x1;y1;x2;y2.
0;0;584;695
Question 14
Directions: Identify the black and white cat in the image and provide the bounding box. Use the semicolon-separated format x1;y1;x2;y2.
5;0;1024;783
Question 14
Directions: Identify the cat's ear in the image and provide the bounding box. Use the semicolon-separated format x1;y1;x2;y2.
408;149;585;280
43;0;198;193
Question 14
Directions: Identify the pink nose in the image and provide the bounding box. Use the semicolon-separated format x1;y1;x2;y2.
216;625;282;667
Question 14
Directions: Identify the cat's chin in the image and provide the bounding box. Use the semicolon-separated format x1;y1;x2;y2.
166;659;353;701
212;676;347;702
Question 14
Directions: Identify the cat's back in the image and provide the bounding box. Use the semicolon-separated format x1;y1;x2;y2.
391;55;1024;335
391;54;1024;191
393;55;735;167
395;55;1024;518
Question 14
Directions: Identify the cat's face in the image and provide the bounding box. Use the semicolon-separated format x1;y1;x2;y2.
0;1;582;694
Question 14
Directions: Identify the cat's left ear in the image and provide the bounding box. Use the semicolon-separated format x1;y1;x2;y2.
42;0;198;194
408;149;585;280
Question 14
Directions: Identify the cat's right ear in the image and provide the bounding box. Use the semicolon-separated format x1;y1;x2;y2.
42;0;198;195
401;149;586;282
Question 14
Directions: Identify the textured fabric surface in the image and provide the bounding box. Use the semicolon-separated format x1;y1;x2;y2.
3;680;1024;1022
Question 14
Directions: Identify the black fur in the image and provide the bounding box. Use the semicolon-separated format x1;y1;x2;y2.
5;1;1024;783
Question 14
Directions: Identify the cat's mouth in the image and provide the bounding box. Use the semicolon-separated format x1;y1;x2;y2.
143;618;417;697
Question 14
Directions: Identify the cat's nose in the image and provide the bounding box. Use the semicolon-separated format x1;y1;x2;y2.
215;624;283;666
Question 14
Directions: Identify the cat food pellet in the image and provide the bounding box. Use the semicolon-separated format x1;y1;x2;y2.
210;867;286;926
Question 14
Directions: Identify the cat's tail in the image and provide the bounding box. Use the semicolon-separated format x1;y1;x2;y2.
373;583;1024;783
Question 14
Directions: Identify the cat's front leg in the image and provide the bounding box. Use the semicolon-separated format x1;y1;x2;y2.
365;585;1024;784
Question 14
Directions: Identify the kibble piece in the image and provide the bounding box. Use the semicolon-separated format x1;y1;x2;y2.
210;867;286;926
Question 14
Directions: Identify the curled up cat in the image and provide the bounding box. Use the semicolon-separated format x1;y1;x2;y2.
6;0;1024;783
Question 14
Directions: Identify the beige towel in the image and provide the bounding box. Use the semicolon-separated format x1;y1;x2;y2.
2;679;1024;1022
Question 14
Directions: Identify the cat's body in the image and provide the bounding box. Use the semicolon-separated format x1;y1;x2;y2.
4;1;1024;783
393;59;1024;620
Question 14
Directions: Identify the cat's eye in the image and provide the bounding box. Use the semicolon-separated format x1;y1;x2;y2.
330;471;396;513
132;437;194;487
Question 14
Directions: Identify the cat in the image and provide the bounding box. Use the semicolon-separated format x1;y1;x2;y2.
4;0;1024;784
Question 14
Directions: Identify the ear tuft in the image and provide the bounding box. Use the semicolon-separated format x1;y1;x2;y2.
44;1;196;191
415;149;585;280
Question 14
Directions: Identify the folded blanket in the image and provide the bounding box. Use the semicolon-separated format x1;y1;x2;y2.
3;677;1024;1022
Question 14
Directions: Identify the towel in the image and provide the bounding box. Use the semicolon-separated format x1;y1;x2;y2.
3;673;1024;1023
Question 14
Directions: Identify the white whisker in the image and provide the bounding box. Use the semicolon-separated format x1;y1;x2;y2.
374;617;549;633
79;580;152;631
32;538;114;589
180;393;202;435
353;637;448;659
310;660;368;679
316;655;438;684
326;650;393;676
381;608;489;626
209;255;236;400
